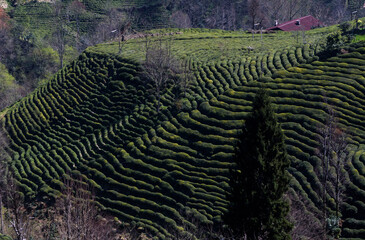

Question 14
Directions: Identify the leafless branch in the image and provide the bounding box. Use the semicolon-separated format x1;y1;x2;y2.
142;36;180;113
316;101;348;238
288;190;324;240
56;176;116;240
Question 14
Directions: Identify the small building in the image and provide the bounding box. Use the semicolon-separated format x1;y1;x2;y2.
267;15;323;31
0;1;7;9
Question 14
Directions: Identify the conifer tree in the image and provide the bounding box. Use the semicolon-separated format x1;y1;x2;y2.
224;89;292;240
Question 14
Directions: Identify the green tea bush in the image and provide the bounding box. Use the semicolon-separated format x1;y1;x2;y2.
5;44;365;238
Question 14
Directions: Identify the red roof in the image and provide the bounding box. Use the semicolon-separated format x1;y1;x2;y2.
267;15;323;31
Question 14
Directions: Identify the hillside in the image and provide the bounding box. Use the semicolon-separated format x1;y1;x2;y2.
2;0;363;117
7;0;365;32
2;28;365;239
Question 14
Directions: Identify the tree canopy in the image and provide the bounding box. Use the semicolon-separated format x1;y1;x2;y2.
224;88;292;240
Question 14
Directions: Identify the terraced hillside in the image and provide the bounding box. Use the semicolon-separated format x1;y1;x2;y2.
2;30;365;239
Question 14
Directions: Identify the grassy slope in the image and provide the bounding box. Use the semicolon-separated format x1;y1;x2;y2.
2;27;365;239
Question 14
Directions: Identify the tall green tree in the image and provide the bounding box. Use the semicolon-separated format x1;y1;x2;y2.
224;89;292;240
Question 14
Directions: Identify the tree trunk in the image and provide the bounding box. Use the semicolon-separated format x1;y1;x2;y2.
76;17;80;53
67;197;72;240
157;91;161;113
0;194;3;234
60;53;64;69
323;157;328;236
321;130;330;238
336;165;340;219
145;36;149;62
252;15;255;29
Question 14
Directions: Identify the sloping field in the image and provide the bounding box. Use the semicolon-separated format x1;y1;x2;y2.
2;30;365;238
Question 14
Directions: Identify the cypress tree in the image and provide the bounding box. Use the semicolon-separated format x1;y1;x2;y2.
224;89;292;240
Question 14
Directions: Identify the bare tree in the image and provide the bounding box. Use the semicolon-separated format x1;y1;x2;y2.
144;34;151;63
286;0;302;20
0;128;30;240
179;59;193;97
118;21;131;55
106;8;123;40
317;107;333;232
5;176;32;240
170;11;192;28
288;190;323;240
0;130;32;240
310;0;332;23
0;127;8;235
248;0;262;29
143;36;180;113
204;1;237;30
66;0;86;53
0;84;30;111
262;0;309;23
328;119;347;220
0;8;12;64
262;0;285;25
52;0;68;69
56;176;116;240
90;6;133;47
316;103;348;238
0;140;32;240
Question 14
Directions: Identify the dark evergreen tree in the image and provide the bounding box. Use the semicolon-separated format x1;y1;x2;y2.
224;89;292;240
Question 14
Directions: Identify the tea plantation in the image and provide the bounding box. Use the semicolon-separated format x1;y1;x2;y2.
1;29;365;239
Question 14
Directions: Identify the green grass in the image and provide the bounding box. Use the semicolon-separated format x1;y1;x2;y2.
354;34;365;42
